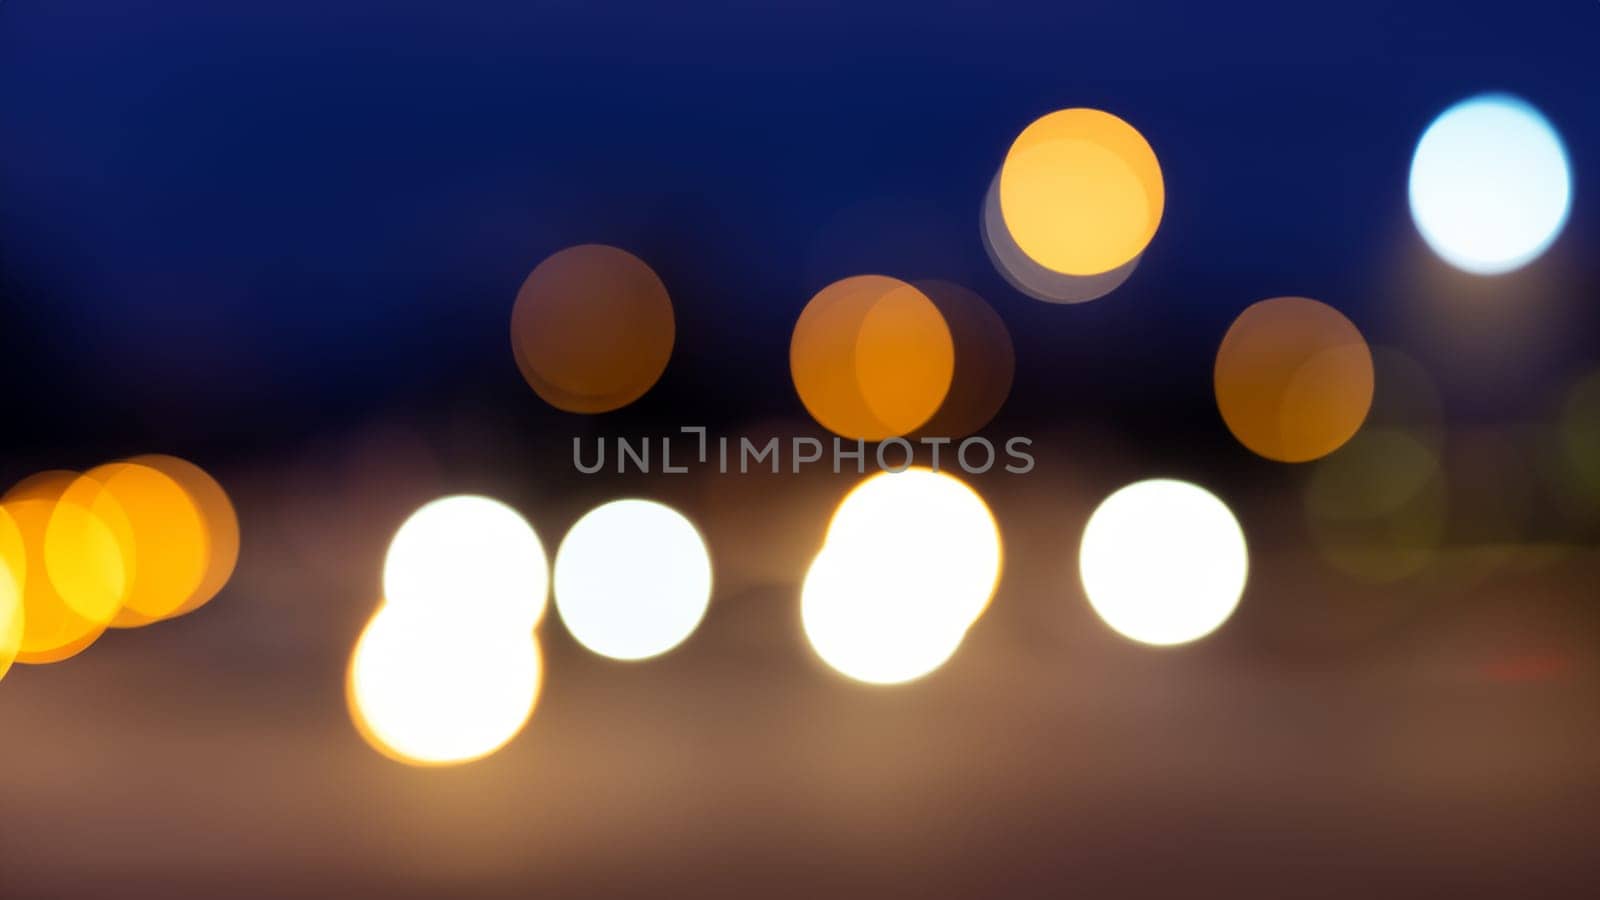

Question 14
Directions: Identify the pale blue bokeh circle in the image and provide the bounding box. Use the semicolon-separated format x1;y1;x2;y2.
1408;93;1572;276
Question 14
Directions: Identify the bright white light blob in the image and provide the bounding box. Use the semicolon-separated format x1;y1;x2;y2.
1079;479;1248;646
1409;93;1572;275
348;604;542;766
801;550;966;685
383;495;549;629
825;468;1002;630
801;469;1002;685
554;499;712;661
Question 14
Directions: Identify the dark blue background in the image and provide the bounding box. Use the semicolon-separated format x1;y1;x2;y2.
2;0;1596;465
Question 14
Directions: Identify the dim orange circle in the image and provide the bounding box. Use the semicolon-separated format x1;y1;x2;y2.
510;244;675;414
914;280;1015;438
1215;297;1375;463
790;276;954;441
998;108;1164;276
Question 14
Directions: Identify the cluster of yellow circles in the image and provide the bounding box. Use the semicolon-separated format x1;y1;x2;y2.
0;456;238;682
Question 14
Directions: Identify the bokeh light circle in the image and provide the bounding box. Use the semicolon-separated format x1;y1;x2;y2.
553;499;712;662
79;462;209;623
348;604;542;767
790;275;954;441
802;468;1002;684
4;471;109;663
1215;297;1375;463
824;468;1002;631
1079;479;1248;647
123;454;239;622
43;472;134;627
913;280;1015;436
0;509;24;682
511;244;675;414
1409;93;1572;275
383;495;549;630
998;108;1164;276
982;170;1142;304
800;549;967;685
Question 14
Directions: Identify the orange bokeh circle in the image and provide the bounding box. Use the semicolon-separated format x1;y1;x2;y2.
1215;297;1375;463
511;244;675;414
790;276;954;441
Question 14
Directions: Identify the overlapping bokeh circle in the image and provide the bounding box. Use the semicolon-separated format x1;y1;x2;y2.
0;456;238;680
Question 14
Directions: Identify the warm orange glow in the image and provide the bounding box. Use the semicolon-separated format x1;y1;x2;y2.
0;508;24;682
1214;297;1375;463
124;454;239;622
44;472;134;626
510;244;675;414
999;108;1164;276
914;280;1015;437
75;462;209;624
4;471;108;663
790;275;954;440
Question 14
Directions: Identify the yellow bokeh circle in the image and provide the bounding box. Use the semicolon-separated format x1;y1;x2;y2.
0;456;237;659
79;462;211;624
998;108;1164;276
44;472;135;627
4;471;109;663
128;454;240;622
0;508;25;682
